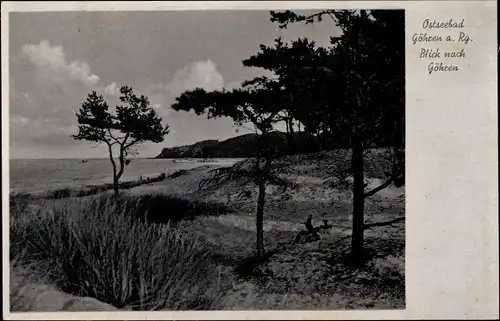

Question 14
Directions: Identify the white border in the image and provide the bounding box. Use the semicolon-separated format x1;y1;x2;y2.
2;1;498;320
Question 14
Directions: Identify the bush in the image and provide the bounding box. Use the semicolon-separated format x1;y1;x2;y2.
168;170;188;179
120;194;232;224
10;195;231;310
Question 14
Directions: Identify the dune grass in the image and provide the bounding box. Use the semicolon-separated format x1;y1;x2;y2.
10;194;233;311
119;193;233;224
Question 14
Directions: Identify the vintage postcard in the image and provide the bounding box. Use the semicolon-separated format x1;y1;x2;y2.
1;1;498;320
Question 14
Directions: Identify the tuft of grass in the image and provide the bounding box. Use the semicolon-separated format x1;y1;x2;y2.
10;193;38;214
10;194;232;311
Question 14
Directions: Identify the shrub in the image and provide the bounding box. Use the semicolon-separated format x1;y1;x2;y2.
120;194;232;224
168;170;188;179
10;195;231;310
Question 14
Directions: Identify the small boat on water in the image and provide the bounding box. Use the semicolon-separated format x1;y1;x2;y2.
80;160;89;163
173;158;218;163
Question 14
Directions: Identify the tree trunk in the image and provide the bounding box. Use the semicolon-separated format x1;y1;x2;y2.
348;17;369;266
256;176;266;257
321;126;329;149
350;136;366;265
107;143;119;198
113;176;119;197
287;118;295;151
316;128;323;150
285;117;295;151
254;133;273;258
113;145;128;198
116;146;126;181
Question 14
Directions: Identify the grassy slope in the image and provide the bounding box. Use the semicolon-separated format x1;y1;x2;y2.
10;194;233;311
10;148;405;310
129;148;406;309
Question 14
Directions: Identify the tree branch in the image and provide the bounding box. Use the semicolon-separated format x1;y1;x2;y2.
363;175;396;198
124;138;140;150
301;10;338;25
106;128;122;145
326;12;336;21
104;139;117;181
363;216;405;229
116;132;131;181
240;105;263;133
238;124;258;134
121;132;130;147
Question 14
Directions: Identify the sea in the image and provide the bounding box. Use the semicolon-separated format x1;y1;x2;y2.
9;158;242;194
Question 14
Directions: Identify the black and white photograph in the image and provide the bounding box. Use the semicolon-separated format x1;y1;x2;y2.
7;7;405;312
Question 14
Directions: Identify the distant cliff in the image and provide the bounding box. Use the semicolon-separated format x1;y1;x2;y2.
154;129;398;159
155;132;320;159
155;139;220;159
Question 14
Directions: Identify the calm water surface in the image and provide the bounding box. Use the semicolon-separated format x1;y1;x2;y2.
10;158;241;194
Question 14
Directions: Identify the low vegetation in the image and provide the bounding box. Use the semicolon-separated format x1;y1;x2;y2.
10;194;233;311
10;173;168;201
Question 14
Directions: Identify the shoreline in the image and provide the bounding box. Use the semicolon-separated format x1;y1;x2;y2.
10;164;227;200
10;161;237;199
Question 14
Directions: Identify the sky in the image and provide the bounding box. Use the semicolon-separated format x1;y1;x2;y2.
9;11;341;159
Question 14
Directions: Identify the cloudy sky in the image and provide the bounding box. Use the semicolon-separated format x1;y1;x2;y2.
9;11;340;159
